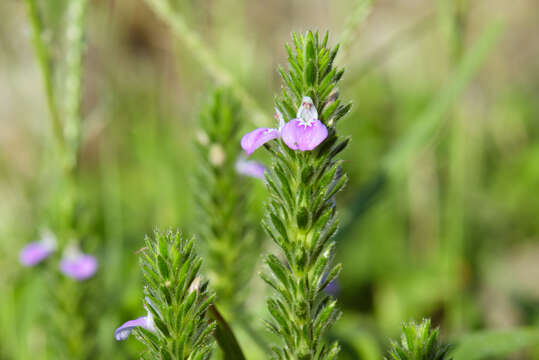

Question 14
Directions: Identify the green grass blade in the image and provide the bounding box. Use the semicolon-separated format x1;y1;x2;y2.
383;20;504;176
209;305;247;360
143;0;268;126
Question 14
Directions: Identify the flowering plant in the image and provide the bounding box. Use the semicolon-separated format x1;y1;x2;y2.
116;231;216;360
248;31;351;360
387;319;453;360
11;0;536;356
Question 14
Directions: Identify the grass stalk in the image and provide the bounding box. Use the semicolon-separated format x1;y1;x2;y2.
143;0;268;126
23;0;66;154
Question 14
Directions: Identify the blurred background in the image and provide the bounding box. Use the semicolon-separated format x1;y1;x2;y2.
1;0;539;359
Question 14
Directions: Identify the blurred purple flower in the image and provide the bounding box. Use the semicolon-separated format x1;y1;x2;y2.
324;278;340;297
235;158;266;179
321;271;340;297
19;230;56;267
114;305;156;341
59;245;98;280
240;97;328;155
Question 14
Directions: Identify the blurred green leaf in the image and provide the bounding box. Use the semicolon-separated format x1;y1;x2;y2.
208;305;246;360
383;20;504;175
452;328;539;360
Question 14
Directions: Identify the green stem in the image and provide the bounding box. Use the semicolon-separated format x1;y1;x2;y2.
209;305;247;360
23;0;65;154
143;0;268;126
63;0;88;173
338;0;374;60
445;0;469;332
382;21;503;175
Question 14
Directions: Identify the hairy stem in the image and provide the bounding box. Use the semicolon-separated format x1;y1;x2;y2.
23;0;65;154
63;0;88;172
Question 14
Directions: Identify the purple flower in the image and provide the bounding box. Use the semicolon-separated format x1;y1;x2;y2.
324;278;340;297
115;304;156;341
241;108;285;155
240;127;280;155
19;230;56;267
321;272;340;297
235;158;266;179
59;245;98;280
281;118;328;151
240;96;328;155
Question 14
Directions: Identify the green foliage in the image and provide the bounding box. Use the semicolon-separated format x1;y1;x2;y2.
386;319;452;360
23;0;64;152
21;2;98;359
275;31;351;126
45;275;96;360
5;1;538;359
261;31;350;359
382;21;503;175
207;305;247;360
143;0;268;126
135;230;216;360
452;328;539;360
194;89;258;316
63;0;88;169
23;0;88;172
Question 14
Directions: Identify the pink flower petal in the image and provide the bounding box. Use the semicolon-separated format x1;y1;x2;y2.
114;316;148;341
19;242;53;267
114;307;156;341
240;128;280;155
281;119;328;151
236;159;266;179
60;253;98;280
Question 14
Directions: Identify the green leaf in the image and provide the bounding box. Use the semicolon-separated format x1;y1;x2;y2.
266;255;291;289
386;319;452;360
157;255;169;279
269;214;289;242
383;21;504;175
321;99;340;122
208;305;246;360
154;316;170;338
301;165;314;184
296;207;309;229
137;230;217;359
304;31;316;61
304;60;316;86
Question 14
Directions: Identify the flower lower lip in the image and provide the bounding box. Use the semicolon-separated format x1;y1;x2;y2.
114;316;150;341
60;254;98;280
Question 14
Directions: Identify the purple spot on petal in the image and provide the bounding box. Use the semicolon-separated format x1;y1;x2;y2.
236;159;266;180
114;316;147;341
240;127;280;155
19;242;53;267
60;253;98;280
281;119;328;151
